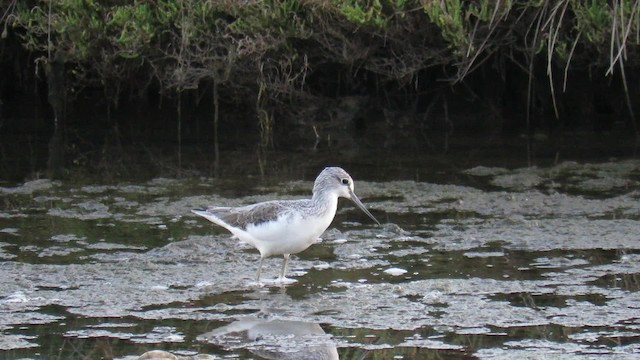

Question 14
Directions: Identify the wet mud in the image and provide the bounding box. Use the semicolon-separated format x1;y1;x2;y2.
1;160;640;359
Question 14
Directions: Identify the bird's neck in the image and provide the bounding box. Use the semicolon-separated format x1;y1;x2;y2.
311;191;339;215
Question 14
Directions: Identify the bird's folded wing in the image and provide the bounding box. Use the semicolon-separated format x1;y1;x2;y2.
207;201;288;230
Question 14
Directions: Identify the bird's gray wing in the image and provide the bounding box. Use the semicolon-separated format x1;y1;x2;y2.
205;201;293;230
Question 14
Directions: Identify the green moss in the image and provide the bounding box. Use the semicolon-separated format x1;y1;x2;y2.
572;0;612;46
228;0;310;38
109;4;156;58
336;0;387;27
423;0;468;52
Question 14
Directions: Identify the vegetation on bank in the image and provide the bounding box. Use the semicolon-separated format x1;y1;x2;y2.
5;2;639;91
2;0;640;149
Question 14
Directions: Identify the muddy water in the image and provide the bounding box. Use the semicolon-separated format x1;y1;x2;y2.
1;160;640;359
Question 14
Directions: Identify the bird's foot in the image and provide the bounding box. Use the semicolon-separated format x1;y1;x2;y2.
276;276;297;285
247;280;266;288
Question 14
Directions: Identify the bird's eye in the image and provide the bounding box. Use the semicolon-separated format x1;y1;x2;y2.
341;178;350;185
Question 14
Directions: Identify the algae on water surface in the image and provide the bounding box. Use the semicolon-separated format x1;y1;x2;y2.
1;161;640;359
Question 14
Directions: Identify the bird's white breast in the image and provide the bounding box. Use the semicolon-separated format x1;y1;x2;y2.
244;198;338;256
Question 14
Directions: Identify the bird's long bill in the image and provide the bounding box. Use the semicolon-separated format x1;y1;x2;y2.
350;190;380;225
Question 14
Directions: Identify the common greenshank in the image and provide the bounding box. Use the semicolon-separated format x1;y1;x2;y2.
192;167;379;282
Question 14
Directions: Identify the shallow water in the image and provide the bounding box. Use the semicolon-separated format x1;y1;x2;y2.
1;160;640;359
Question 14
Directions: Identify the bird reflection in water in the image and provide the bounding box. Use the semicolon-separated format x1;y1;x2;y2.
199;316;339;360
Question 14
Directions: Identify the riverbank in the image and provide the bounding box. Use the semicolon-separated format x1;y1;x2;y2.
1;1;639;180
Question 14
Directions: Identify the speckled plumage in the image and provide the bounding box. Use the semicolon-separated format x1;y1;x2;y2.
192;167;379;282
202;198;326;231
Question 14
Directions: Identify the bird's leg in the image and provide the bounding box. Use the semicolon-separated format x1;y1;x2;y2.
279;254;290;280
255;256;265;282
